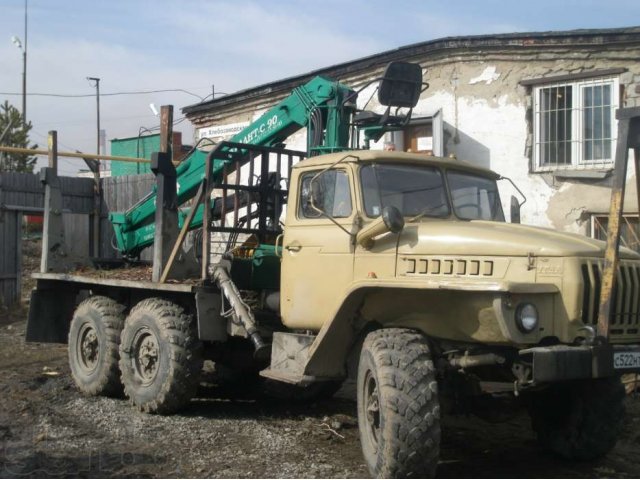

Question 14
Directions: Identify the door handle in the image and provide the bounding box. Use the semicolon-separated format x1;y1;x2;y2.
275;234;284;258
285;243;302;252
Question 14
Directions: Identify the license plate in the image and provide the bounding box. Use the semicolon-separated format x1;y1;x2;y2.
613;351;640;370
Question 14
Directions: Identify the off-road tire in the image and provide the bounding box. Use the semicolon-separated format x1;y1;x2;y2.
68;296;125;396
528;376;625;460
119;298;202;414
357;328;440;478
263;379;343;402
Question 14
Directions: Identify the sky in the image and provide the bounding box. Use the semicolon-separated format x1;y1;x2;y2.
0;0;639;175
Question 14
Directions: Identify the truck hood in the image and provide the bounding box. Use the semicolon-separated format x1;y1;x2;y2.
397;220;640;259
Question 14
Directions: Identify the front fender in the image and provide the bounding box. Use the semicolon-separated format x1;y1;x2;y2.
303;280;559;378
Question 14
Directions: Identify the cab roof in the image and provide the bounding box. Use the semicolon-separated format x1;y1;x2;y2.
292;150;500;179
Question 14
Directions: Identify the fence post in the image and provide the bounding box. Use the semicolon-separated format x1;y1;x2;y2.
40;131;67;273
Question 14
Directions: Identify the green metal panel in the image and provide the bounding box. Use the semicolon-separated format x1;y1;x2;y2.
251;244;282;290
110;134;160;176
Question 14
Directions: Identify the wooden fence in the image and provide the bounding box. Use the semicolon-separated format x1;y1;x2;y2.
0;172;95;306
0;172;156;306
99;174;155;260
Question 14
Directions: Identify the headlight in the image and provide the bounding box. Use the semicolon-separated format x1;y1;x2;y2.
515;303;538;333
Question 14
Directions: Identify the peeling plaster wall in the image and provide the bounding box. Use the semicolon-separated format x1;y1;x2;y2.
187;40;640;237
406;49;640;234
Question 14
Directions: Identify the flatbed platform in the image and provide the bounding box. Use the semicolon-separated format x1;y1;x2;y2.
32;272;202;293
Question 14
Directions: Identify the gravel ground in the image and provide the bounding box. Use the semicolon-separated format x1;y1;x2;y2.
2;240;640;478
2;313;640;479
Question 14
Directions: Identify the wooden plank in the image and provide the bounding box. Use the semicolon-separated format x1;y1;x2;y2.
0;145;157;164
63;213;90;259
15;210;21;301
0;210;19;306
597;108;640;338
160;182;205;283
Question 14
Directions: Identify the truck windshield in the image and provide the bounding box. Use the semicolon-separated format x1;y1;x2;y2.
360;164;449;218
360;163;505;222
447;170;505;221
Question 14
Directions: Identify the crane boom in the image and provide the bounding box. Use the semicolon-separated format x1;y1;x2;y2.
110;76;356;256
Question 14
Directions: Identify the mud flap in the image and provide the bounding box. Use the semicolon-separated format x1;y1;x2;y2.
26;287;77;343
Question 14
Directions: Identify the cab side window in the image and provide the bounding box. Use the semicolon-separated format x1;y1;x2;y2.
298;170;352;219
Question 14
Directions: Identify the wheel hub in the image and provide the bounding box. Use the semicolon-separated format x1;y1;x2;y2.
78;324;100;372
133;329;160;385
364;370;381;446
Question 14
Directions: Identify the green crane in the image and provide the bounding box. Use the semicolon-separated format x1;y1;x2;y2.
110;62;423;257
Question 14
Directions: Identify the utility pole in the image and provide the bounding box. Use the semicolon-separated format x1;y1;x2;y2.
10;0;28;125
86;77;101;258
87;77;101;158
22;0;27;124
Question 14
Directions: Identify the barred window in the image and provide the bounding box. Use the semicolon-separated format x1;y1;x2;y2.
592;214;640;253
534;77;619;171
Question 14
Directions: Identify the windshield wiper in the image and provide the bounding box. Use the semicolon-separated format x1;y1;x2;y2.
408;204;448;222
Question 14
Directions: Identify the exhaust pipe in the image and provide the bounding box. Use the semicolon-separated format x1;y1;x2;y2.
449;353;505;369
211;263;269;359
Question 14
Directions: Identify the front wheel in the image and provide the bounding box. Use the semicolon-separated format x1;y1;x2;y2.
119;298;202;414
357;328;440;478
528;376;625;460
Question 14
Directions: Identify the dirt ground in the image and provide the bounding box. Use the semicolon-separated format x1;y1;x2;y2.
1;241;640;478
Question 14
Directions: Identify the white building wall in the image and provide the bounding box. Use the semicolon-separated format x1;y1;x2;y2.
191;44;640;239
400;57;640;235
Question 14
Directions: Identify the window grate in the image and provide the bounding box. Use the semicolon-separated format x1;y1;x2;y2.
533;76;619;172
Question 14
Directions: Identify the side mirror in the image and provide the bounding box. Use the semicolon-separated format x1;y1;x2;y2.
356;206;404;249
510;195;521;224
382;205;404;233
378;62;423;108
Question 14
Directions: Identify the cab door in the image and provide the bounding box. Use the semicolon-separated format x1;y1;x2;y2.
280;166;356;330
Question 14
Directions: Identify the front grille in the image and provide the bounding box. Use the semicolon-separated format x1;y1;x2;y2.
581;260;640;336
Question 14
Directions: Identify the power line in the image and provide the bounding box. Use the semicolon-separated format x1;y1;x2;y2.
31;129;80;152
0;88;206;100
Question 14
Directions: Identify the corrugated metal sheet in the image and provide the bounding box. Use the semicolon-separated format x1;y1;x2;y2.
110;135;158;176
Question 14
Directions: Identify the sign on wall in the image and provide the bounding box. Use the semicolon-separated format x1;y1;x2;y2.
197;121;250;140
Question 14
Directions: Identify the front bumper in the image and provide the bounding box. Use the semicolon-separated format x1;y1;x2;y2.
520;344;640;383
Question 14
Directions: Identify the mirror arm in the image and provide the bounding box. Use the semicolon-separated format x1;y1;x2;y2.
309;202;354;238
400;107;414;127
342;75;386;108
308;154;360;239
499;175;527;208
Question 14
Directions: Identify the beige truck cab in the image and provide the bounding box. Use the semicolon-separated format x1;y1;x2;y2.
266;149;640;477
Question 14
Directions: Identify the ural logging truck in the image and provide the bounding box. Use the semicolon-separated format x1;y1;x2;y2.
27;62;640;477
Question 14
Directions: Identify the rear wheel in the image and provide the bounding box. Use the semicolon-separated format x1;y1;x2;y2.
357;328;440;478
68;296;125;396
528;376;625;460
119;298;202;414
